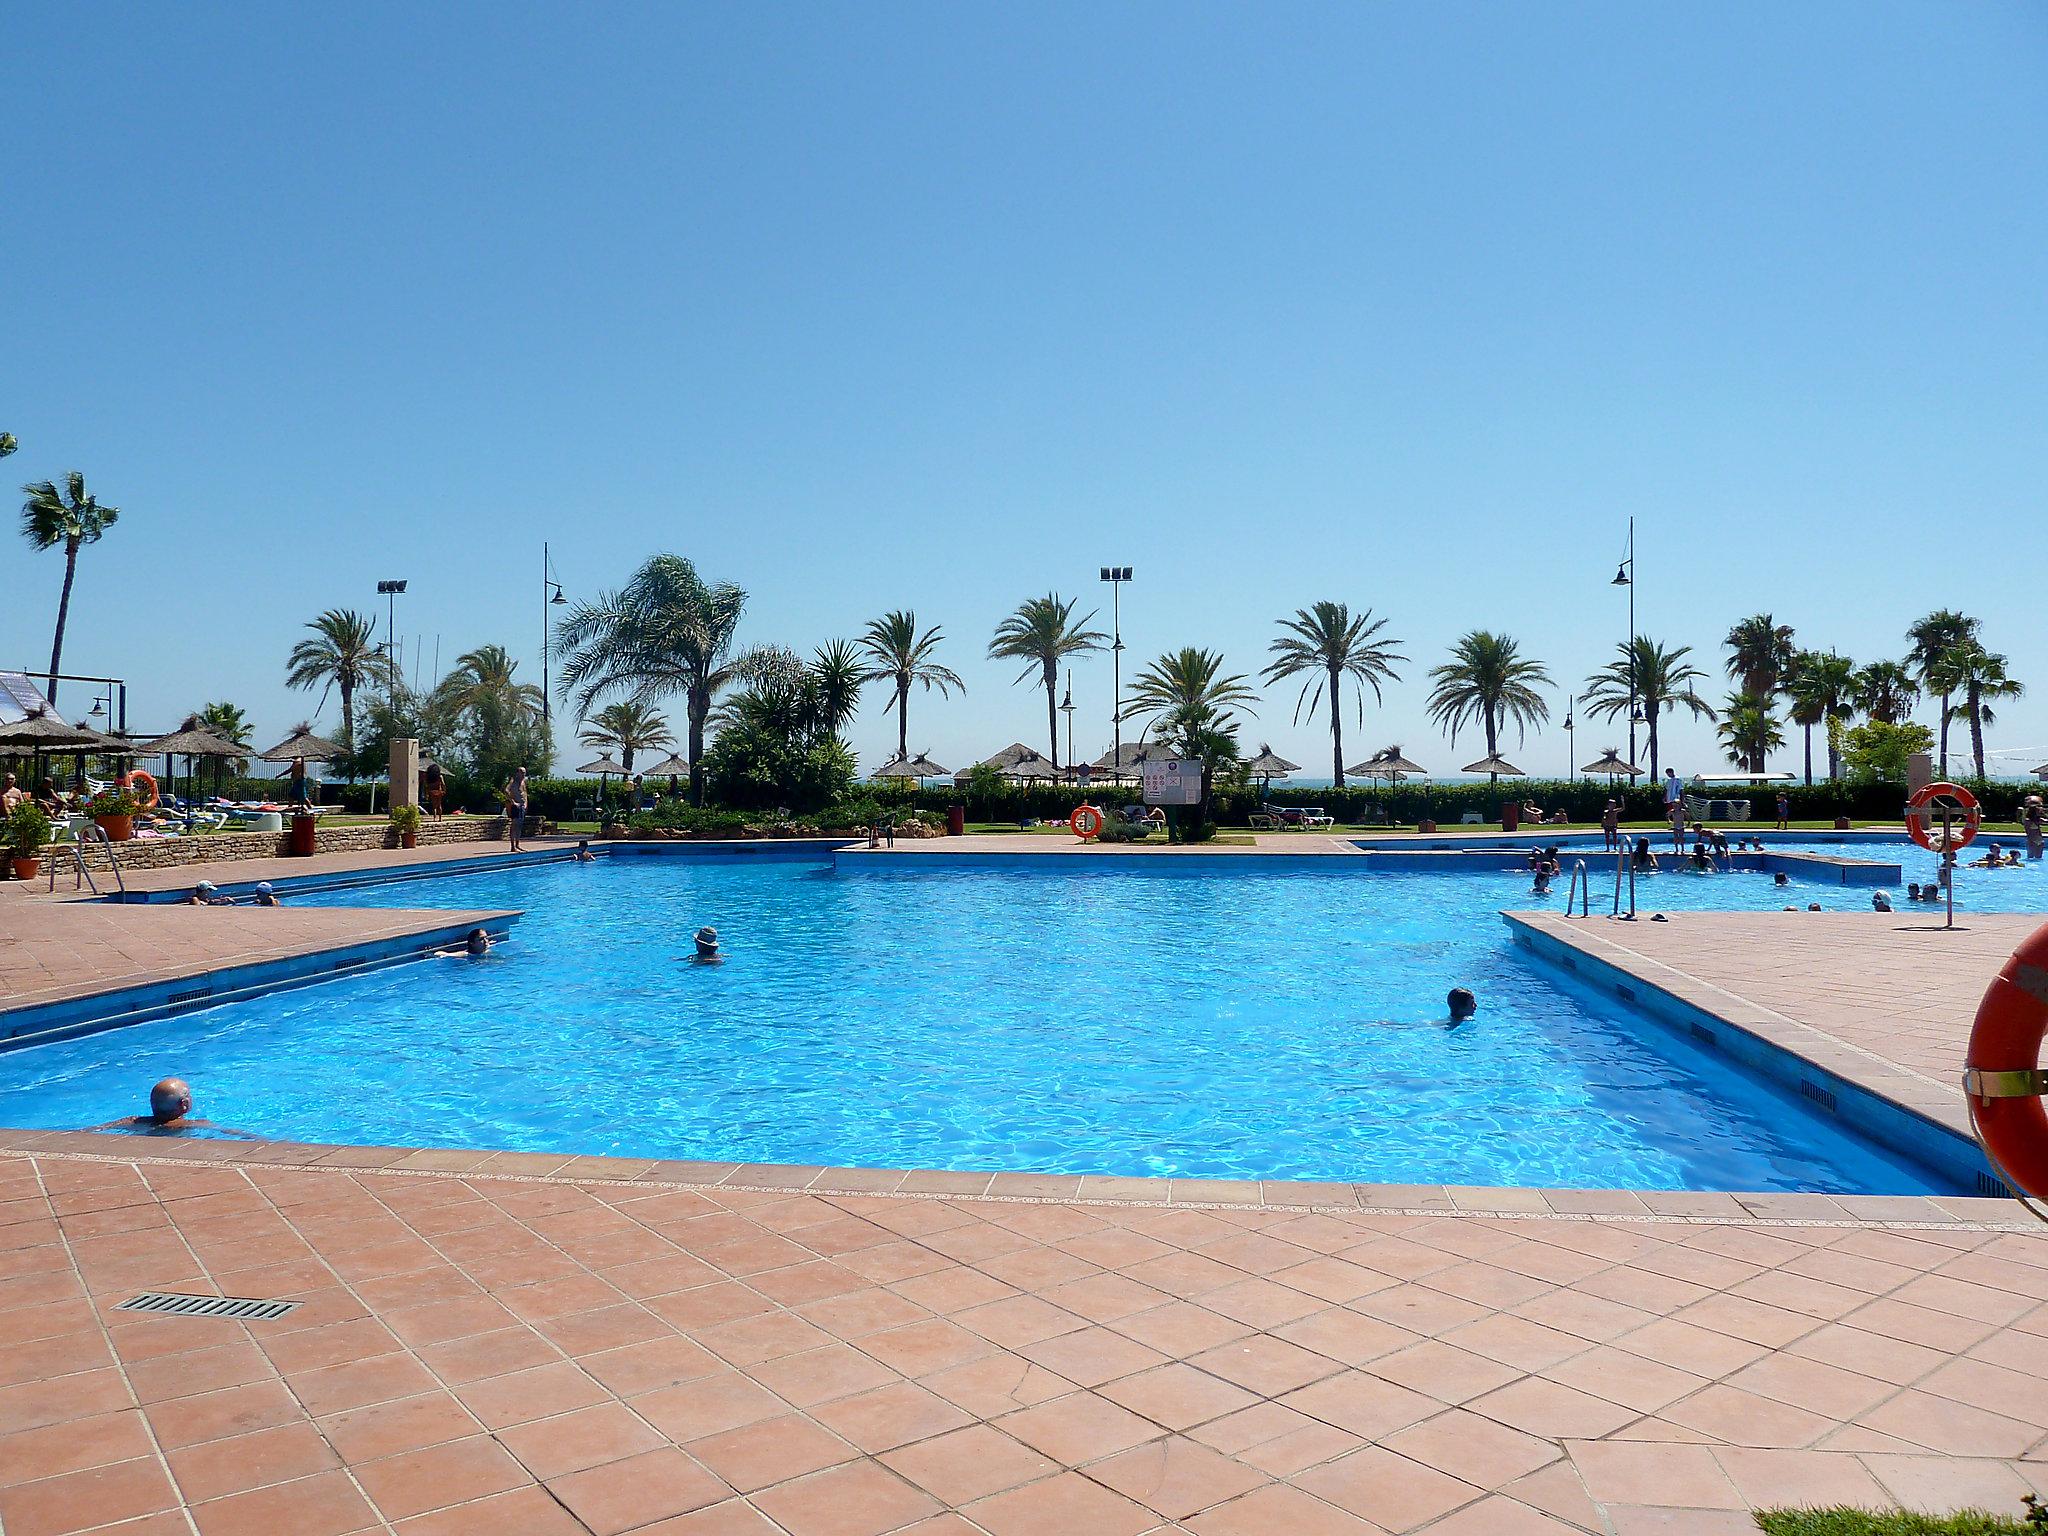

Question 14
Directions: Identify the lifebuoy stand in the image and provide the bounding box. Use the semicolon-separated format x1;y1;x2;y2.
1905;781;1980;930
1965;920;2048;1221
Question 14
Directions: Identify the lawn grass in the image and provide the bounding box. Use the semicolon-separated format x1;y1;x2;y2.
1756;1505;2036;1536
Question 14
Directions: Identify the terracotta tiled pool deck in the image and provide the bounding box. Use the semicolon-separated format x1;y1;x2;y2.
7;838;2048;1529
5;1140;2048;1536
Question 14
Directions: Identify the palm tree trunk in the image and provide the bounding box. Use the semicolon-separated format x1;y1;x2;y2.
1938;694;1952;776
1648;716;1660;780
1802;724;1812;786
1969;683;1985;779
46;541;80;706
1328;661;1344;787
688;689;708;805
1042;667;1059;768
896;679;910;762
339;679;356;782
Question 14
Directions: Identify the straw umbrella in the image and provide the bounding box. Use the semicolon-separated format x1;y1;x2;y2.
1581;749;1642;782
642;753;692;799
259;725;343;766
577;754;624;810
1243;744;1300;802
875;752;951;783
137;717;249;807
0;709;127;800
1349;747;1429;821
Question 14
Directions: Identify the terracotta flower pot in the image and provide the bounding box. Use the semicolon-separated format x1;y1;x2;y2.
94;814;133;842
1418;819;1438;834
10;856;39;881
401;831;418;849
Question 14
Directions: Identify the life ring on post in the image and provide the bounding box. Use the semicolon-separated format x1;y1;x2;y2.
121;769;160;809
1905;781;1980;854
1070;804;1104;840
1964;920;2048;1212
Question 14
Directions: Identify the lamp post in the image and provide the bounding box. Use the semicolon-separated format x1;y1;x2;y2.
1100;566;1132;770
376;580;408;713
1611;519;1636;770
1563;694;1576;780
1059;672;1076;780
541;543;567;726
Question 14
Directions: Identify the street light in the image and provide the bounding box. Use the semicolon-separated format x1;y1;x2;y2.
1100;566;1132;770
542;543;567;724
1059;672;1076;779
376;580;407;711
1563;695;1575;779
1611;519;1636;769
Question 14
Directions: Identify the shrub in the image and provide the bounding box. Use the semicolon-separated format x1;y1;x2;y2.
389;803;422;835
5;801;52;856
83;786;143;819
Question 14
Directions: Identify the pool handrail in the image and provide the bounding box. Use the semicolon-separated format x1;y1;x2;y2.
1566;858;1589;917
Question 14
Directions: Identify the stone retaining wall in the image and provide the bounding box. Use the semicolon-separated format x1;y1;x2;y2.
46;817;513;873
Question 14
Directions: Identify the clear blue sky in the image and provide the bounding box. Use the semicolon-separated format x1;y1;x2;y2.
6;3;2045;780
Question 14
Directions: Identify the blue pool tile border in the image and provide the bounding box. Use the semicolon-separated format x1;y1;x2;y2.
1502;912;1997;1196
0;914;522;1054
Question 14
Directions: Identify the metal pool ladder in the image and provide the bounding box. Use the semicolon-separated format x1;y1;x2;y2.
47;823;126;898
1565;859;1590;917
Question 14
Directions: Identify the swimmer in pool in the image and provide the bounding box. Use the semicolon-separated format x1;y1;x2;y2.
690;926;723;964
1872;891;1893;912
93;1079;252;1138
1445;987;1476;1028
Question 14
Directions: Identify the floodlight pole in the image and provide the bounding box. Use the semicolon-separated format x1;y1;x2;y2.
1613;519;1638;773
1102;566;1131;771
376;580;408;713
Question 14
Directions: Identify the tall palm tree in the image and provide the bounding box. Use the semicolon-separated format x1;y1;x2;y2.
1907;610;1981;775
285;609;394;771
1425;632;1552;767
858;610;964;763
988;594;1107;768
1260;602;1406;787
1928;640;2022;781
0;433;16;458
1853;660;1919;726
1723;614;1796;701
195;702;252;774
20;473;120;706
578;701;673;773
438;644;547;721
1784;650;1858;782
1581;637;1713;779
1716;692;1784;773
554;554;750;805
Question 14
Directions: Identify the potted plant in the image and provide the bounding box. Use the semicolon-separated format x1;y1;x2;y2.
6;801;52;880
83;785;141;842
389;802;423;849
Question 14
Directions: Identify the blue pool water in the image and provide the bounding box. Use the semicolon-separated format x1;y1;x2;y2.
5;839;2040;1191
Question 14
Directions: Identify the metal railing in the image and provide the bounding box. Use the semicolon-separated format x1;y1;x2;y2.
1565;859;1590;917
46;822;126;898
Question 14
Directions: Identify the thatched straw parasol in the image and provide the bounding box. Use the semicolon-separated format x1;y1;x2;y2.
1581;749;1642;780
641;753;692;797
259;724;344;764
1350;747;1427;782
137;716;249;804
1243;744;1300;799
875;752;950;781
1463;753;1524;790
0;709;128;794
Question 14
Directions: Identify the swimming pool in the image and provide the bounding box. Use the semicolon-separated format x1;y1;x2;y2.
6;839;2037;1192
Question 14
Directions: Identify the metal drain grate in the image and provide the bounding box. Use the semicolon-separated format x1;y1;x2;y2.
116;1292;298;1322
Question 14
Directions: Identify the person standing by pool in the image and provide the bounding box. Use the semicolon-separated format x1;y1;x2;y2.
1663;768;1686;853
1600;799;1621;852
2022;795;2045;861
287;755;310;807
422;759;446;819
502;766;528;851
1775;789;1791;831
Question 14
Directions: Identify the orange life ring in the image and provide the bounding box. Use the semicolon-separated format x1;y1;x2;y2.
121;769;160;809
1965;920;2048;1201
1905;781;1979;854
1070;804;1104;840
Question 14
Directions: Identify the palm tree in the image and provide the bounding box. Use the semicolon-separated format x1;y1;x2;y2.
438;644;547;721
578;701;673;773
285;609;394;771
1127;647;1258;719
1581;637;1713;779
1784;650;1858;782
1724;614;1796;700
1425;632;1552;771
810;640;865;736
20;473;120;706
554;554;751;805
1716;692;1785;773
1260;602;1406;787
988;594;1108;768
195;702;252;774
0;433;15;458
1928;641;2023;781
858;610;964;763
1853;660;1919;726
1907;610;1981;775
